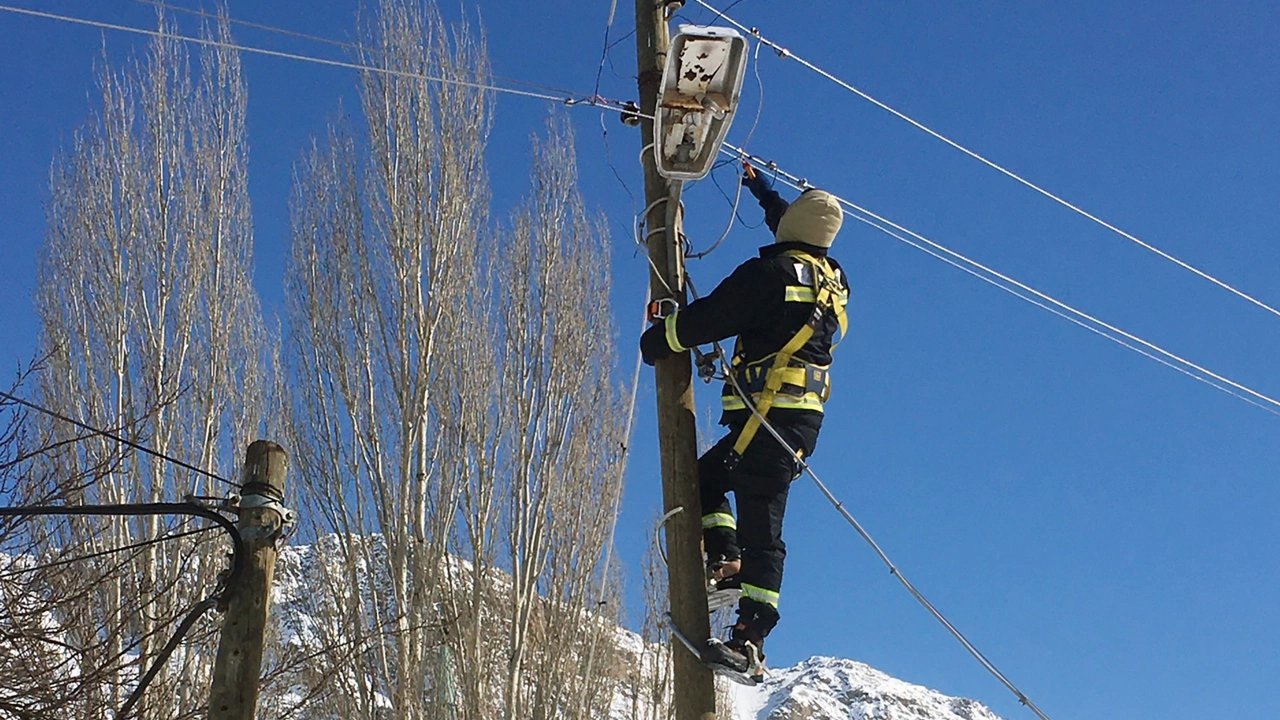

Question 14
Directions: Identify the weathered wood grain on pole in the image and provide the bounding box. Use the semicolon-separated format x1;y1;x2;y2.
207;440;289;720
634;2;719;718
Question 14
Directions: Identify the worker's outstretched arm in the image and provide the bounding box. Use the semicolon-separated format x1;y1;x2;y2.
742;162;789;236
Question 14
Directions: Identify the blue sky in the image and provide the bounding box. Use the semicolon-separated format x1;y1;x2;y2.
3;2;1279;719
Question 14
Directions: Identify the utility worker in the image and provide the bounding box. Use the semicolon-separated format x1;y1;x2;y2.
640;163;849;681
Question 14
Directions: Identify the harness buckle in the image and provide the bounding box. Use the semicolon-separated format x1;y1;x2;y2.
695;349;722;382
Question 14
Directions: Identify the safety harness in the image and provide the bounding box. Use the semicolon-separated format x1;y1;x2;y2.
721;250;848;469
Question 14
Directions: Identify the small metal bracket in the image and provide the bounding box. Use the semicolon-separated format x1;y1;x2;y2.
647;297;679;322
233;492;297;545
620;100;642;127
694;348;722;382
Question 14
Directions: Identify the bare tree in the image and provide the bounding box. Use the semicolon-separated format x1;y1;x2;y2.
491;118;628;720
283;1;632;717
18;10;266;718
283;1;494;716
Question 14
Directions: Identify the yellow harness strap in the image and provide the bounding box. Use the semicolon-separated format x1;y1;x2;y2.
728;252;847;465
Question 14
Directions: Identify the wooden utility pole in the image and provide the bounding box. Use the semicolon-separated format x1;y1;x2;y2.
208;440;290;720
634;2;718;719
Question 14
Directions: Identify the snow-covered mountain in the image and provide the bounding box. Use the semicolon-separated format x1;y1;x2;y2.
726;656;1004;720
268;538;1000;720
0;536;1004;719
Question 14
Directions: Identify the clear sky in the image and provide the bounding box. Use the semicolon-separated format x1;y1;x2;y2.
3;2;1279;719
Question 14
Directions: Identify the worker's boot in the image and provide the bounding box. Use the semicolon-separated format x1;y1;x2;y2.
702;620;766;684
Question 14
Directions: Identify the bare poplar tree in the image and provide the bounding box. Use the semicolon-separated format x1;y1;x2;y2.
22;11;265;718
283;1;494;716
283;1;632;717
492;118;628;720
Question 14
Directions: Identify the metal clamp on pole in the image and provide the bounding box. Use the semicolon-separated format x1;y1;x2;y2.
647;296;680;322
236;492;297;545
694;348;722;382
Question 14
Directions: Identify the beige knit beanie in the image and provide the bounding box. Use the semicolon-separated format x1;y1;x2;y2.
775;189;843;248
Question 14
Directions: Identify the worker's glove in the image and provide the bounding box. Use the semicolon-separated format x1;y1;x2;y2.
639;323;672;366
740;162;772;200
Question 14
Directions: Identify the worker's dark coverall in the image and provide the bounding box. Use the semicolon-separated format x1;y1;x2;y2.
641;176;848;644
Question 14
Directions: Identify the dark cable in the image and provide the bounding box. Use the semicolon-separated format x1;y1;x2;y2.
116;596;220;719
0;501;243;584
0;391;237;489
0;501;245;717
0;524;216;581
592;0;619;100
697;0;749;27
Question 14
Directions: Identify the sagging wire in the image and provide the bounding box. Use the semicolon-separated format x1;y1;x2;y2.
696;0;750;28
0;523;216;581
635;192;686;298
686;40;767;260
0;390;238;490
134;0;357;50
0;501;244;718
593;0;620;100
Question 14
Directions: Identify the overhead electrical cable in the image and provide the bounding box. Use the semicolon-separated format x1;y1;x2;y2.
719;144;1280;417
593;0;620;99
13;1;1269;400
135;0;580;102
695;0;1280;321
0;390;240;488
0;4;637;112
0;523;216;581
133;0;357;50
0;501;244;718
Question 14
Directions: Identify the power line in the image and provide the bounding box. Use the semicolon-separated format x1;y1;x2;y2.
120;596;220;719
722;143;1280;417
134;0;586;103
0;524;216;581
0;500;243;718
695;0;1280;322
0;4;634;112
0;390;239;488
593;0;620;100
133;0;357;50
697;0;750;28
0;501;243;582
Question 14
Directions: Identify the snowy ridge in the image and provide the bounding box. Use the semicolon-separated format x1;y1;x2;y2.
2;539;1003;720
727;656;1004;720
273;539;1005;720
